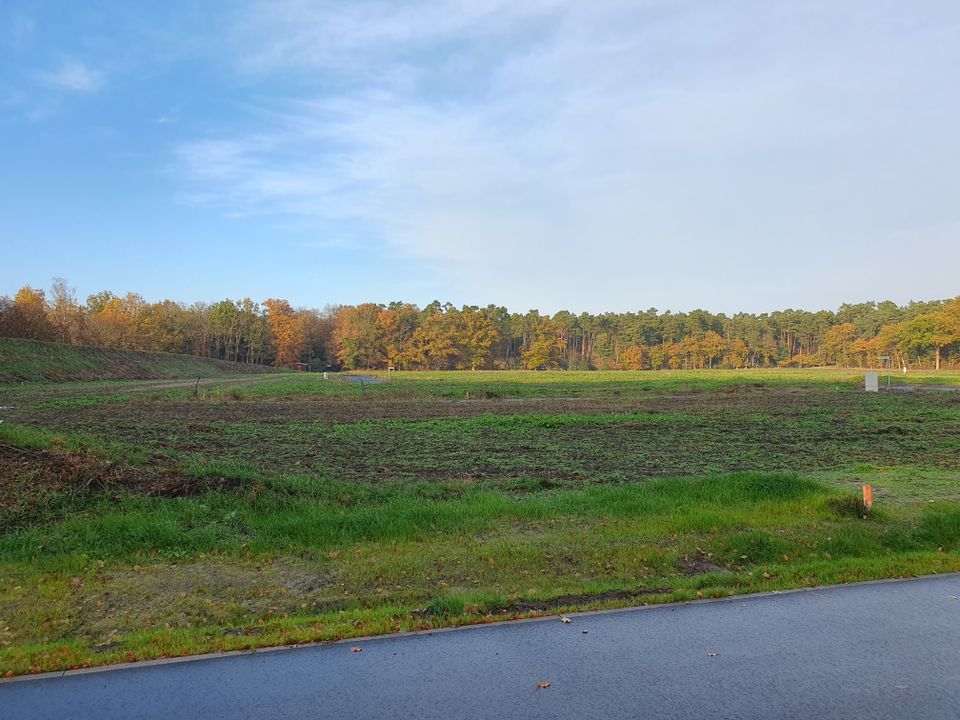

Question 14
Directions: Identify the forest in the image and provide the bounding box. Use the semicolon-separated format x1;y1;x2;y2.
1;279;958;371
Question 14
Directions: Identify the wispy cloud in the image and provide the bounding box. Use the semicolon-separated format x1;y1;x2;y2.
38;60;105;93
175;0;960;311
7;11;35;49
233;0;564;73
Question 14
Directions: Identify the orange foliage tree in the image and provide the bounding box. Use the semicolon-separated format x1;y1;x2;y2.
264;298;304;366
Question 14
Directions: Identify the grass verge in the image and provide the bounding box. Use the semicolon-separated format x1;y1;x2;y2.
3;472;960;675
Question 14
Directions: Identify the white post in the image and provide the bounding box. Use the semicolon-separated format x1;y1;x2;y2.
865;372;879;392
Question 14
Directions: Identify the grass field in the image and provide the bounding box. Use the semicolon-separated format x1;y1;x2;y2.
1;365;959;675
0;337;281;384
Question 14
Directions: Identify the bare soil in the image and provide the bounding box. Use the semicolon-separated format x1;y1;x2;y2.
0;444;248;528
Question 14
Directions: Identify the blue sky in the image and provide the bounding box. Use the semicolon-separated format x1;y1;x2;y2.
2;1;959;314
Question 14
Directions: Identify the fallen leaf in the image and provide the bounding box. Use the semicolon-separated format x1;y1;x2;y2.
762;572;771;579
69;577;82;588
536;681;551;689
329;550;341;559
351;646;362;653
560;616;572;624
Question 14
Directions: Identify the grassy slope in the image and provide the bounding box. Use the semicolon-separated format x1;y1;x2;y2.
0;337;281;384
1;368;959;675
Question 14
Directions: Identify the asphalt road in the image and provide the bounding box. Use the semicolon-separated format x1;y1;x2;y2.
4;575;960;719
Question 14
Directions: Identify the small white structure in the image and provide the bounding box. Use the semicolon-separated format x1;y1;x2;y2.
323;371;329;380
865;371;879;392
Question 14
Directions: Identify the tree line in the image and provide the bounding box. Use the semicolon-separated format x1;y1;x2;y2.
2;279;958;371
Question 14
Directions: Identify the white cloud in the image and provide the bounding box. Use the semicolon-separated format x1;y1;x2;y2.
39;60;105;93
233;0;566;73
176;0;960;311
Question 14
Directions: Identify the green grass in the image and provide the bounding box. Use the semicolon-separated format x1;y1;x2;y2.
1;367;959;675
3;472;960;674
0;337;281;384
185;368;865;400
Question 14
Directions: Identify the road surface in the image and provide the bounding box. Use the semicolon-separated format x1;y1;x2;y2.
3;574;960;719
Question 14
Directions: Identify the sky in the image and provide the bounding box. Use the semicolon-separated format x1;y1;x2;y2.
2;1;959;316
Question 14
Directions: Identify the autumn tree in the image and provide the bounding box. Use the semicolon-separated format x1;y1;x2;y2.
458;309;498;370
821;323;857;366
402;309;459;369
299;307;333;368
679;335;702;369
851;338;874;367
84;291;131;347
931;298;960;370
334;303;385;369
666;342;683;369
265;298;304;367
377;303;420;367
49;278;84;344
873;321;907;370
2;277;958;371
619;345;644;370
521;317;564;370
898;315;939;369
727;338;750;368
5;286;55;340
138;300;192;354
701;330;725;369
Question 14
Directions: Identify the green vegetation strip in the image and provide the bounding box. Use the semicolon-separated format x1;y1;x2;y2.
3;470;960;675
1;368;959;676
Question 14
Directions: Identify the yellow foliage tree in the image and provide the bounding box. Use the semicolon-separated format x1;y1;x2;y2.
265;298;304;367
619;345;644;370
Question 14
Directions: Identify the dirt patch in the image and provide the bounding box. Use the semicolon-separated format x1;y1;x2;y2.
0;443;243;524
679;556;730;575
0;441;126;492
0;442;118;526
